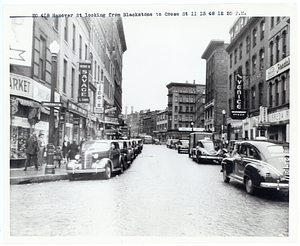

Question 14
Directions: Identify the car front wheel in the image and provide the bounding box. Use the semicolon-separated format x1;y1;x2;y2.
104;164;112;179
68;173;75;181
197;152;201;163
245;176;256;195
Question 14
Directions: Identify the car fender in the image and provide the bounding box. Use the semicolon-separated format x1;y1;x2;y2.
98;158;112;168
244;163;262;187
221;157;234;174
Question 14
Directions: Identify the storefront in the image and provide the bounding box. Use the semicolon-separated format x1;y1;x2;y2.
268;109;289;142
10;73;60;168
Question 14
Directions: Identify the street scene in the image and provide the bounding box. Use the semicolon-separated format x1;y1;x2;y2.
10;144;289;237
4;2;296;244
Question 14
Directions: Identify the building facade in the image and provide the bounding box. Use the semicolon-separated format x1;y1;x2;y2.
9;17;126;167
201;40;228;140
155;108;168;142
226;17;290;142
166;81;205;139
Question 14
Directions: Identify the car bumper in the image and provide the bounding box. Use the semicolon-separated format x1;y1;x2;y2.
66;168;106;174
192;155;222;161
260;182;289;190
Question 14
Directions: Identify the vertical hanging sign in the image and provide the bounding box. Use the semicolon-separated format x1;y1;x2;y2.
78;63;90;103
231;66;247;119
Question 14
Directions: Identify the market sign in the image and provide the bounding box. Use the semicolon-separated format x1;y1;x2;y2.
231;67;247;120
266;56;290;80
94;83;103;113
78;63;90;103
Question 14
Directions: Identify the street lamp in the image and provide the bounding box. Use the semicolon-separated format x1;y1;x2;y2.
191;122;194;132
45;40;60;174
222;110;226;135
129;125;131;139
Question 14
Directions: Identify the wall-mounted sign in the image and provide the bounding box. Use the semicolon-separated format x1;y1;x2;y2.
78;63;90;103
266;56;290;80
231;67;247;120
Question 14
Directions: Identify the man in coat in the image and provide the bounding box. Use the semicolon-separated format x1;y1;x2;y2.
23;132;39;171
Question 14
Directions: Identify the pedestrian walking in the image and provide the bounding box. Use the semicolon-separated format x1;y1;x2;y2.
54;146;62;168
23;132;39;171
37;133;45;167
62;137;70;163
80;137;86;152
67;139;79;160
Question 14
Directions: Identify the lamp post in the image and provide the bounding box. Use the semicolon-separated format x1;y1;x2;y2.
45;40;60;174
129;125;131;139
222;110;226;136
191;122;194;132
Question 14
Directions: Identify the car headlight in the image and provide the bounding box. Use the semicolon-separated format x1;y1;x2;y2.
92;154;99;159
75;154;80;160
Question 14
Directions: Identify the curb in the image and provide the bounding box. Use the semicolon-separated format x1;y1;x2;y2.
10;174;69;185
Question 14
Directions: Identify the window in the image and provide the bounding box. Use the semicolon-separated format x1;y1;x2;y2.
276;36;280;63
245;61;250;76
259;83;263;106
229;75;232;90
260;19;265;40
39;36;46;81
179;105;182;111
174;106;178;112
228;99;231;111
234;49;237;64
63;59;67;93
239;43;243;60
85;44;88;60
179;115;182;121
259;48;264;70
101;69;103;81
252;55;257;75
53;18;59;31
246;36;250;53
190;97;194;103
253;28;257;47
64;18;68;42
186;97;189;103
72;24;76;51
174;115;178;121
179;96;183;102
79;35;82;60
269;82;273;107
270;41;274;66
230;54;233;68
277;17;281;23
186;106;189;112
251;86;255;109
282;31;287;59
190;106;193;112
175;96;178;103
275;80;279;106
71;67;75;98
282;76;286;104
271;17;274;28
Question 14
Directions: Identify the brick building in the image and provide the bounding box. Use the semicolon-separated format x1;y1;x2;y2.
201;40;228;140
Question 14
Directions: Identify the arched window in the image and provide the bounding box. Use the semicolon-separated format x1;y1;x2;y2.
258;82;263;106
282;30;287;58
269;41;274;66
252;54;257;75
276;36;280;63
239;43;243;60
259;48;264;70
246;36;250;53
282;76;286;104
251;86;256;109
245;60;250;76
269;82;273;107
260;19;265;40
275;79;279;106
253;28;257;47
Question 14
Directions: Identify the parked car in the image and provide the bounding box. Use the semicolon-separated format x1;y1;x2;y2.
154;139;161;145
166;139;178;149
188;132;213;157
227;140;237;155
137;138;143;152
117;140;134;168
177;139;189;153
221;140;289;195
192;138;227;164
131;139;140;157
66;140;125;181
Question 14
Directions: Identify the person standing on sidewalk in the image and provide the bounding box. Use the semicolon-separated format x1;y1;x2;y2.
62;137;70;164
67;139;79;160
37;133;45;168
23;132;39;171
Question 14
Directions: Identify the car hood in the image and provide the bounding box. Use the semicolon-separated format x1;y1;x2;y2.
200;148;218;156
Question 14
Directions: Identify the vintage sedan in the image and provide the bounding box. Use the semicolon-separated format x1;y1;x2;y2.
192;138;227;164
177;139;189;153
117;140;134;168
66;140;125;181
221;140;289;195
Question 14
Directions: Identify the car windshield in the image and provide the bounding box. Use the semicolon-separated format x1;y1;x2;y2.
181;140;189;144
83;142;108;152
202;142;214;151
267;145;289;154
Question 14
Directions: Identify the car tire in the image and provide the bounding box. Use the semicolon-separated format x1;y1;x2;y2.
178;148;180;153
104;164;112;179
222;168;230;183
119;161;124;174
196;152;201;163
68;173;75;181
245;176;256;195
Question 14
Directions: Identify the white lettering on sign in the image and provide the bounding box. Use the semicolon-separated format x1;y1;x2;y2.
236;72;243;110
266;56;290;80
10;76;31;94
269;109;289;123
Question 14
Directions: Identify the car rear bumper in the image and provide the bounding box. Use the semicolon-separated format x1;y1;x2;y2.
260;182;289;190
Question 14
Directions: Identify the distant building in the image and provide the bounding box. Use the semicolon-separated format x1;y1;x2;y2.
201;40;228;140
166;81;205;139
156;108;168;142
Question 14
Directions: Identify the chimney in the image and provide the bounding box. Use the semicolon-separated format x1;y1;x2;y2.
131;106;133;114
125;106;128;116
193;80;195;84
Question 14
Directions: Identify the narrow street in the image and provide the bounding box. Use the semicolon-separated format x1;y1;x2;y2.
10;144;289;237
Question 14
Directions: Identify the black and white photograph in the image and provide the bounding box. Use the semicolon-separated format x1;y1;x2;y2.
1;0;299;245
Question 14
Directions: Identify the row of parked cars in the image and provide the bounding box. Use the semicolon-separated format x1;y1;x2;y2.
168;133;290;196
66;138;143;181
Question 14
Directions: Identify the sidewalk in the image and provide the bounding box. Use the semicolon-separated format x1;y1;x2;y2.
10;163;69;185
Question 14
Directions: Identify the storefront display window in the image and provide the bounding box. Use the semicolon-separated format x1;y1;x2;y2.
10;126;30;159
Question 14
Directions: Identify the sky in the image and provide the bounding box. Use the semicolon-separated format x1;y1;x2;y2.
121;14;237;114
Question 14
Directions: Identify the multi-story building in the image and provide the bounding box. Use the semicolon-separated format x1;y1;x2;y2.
143;110;159;137
9;17;126;167
201;40;228;140
155;108;168;142
166;81;205;139
226;17;289;142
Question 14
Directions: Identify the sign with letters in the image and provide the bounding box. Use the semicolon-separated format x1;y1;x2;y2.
231;67;247;120
78;63;90;103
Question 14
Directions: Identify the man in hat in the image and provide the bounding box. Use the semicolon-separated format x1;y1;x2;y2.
23;132;39;171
